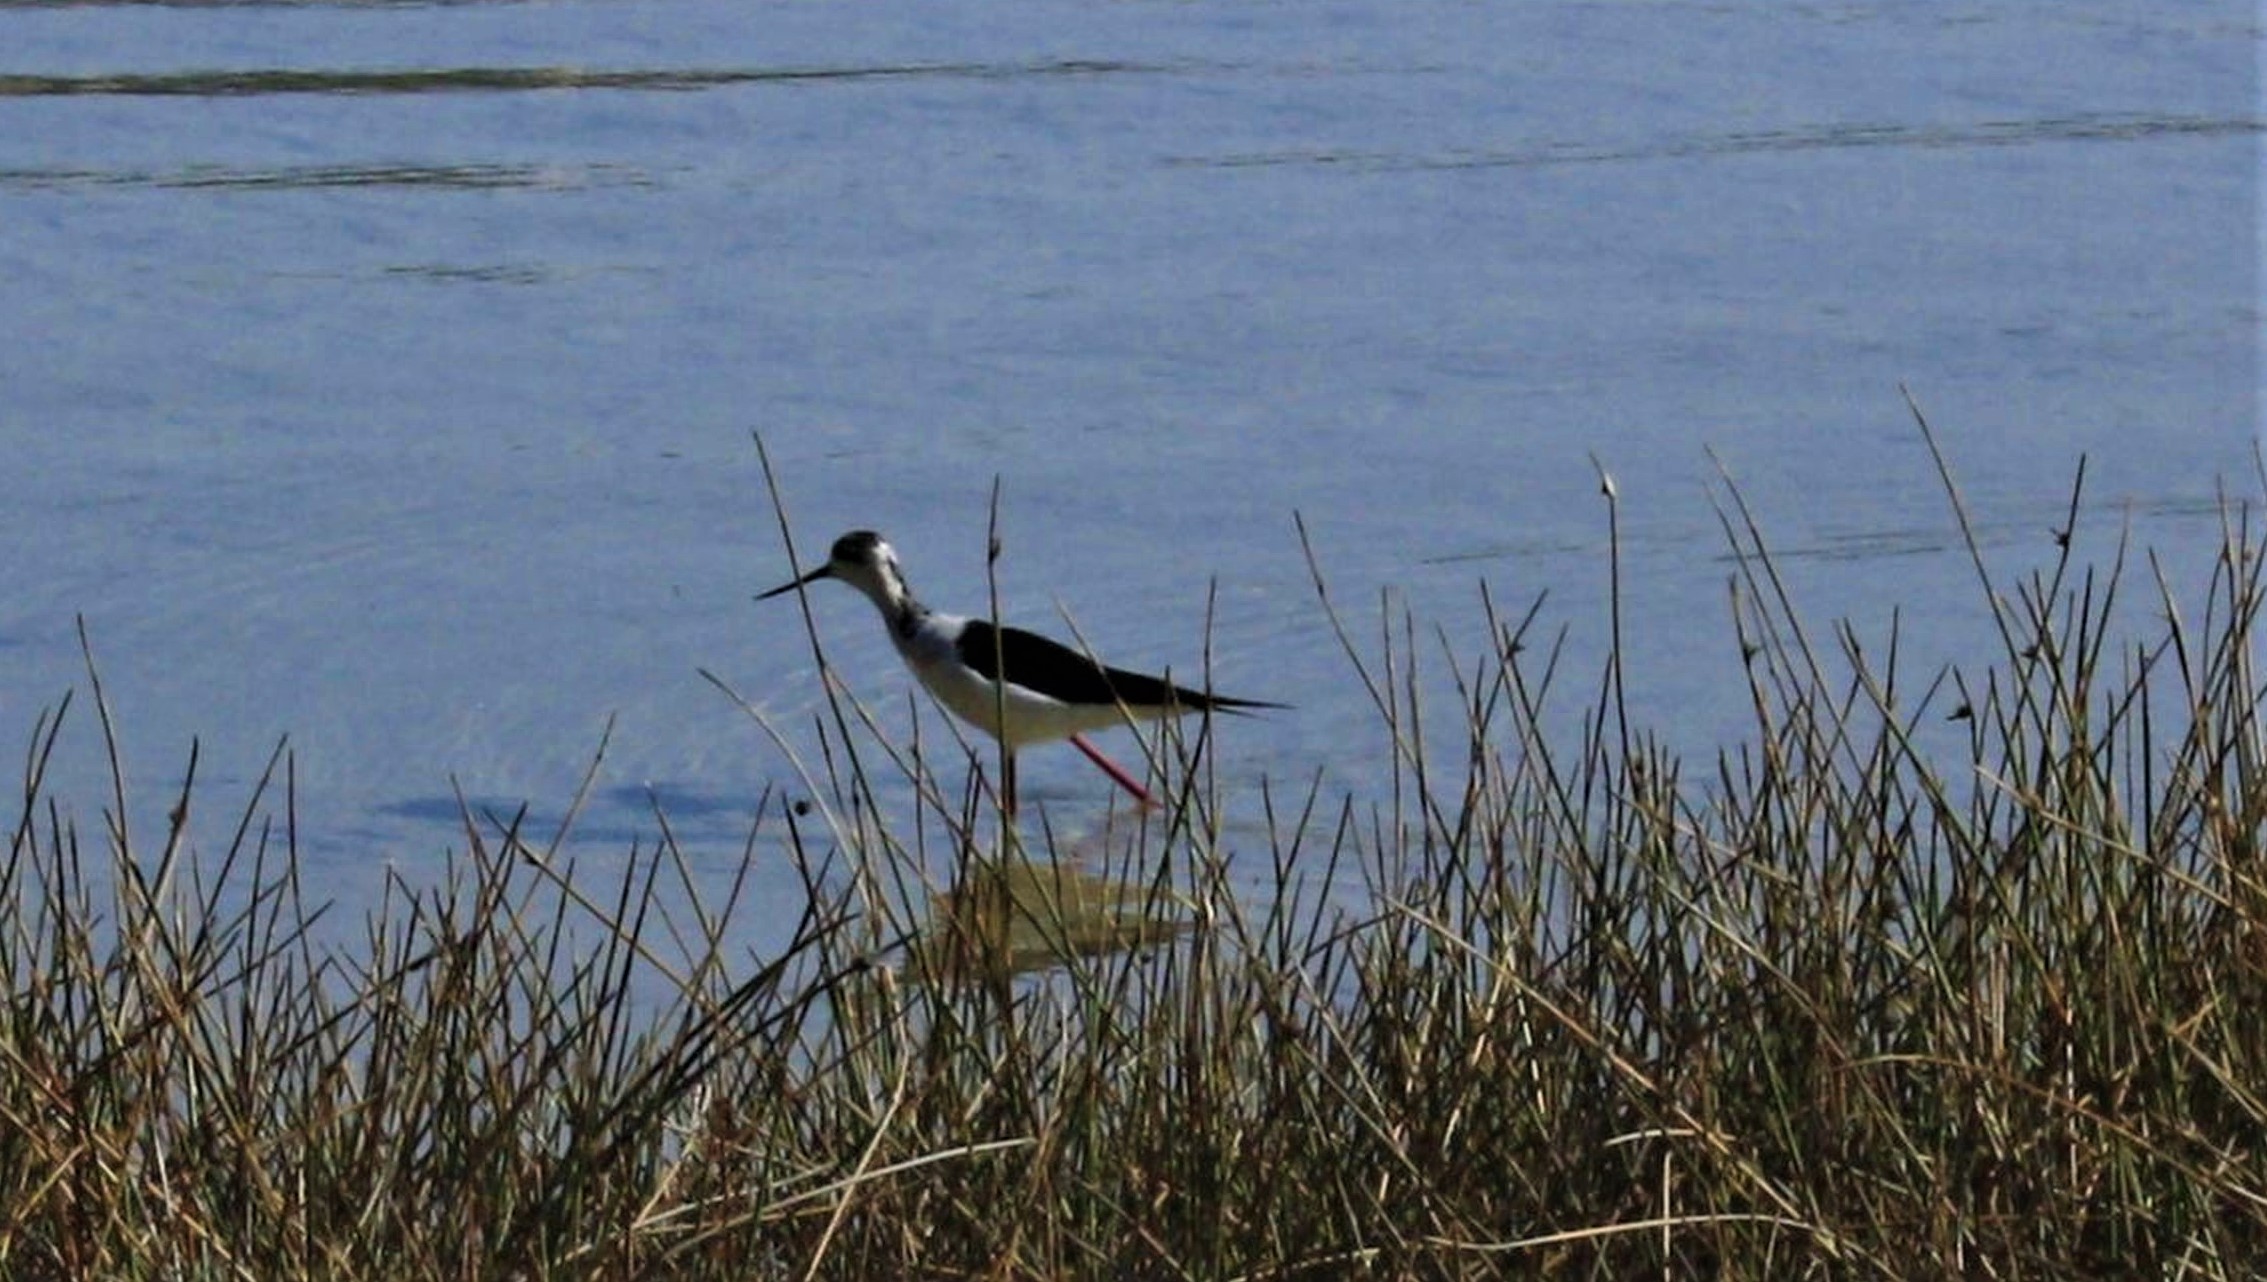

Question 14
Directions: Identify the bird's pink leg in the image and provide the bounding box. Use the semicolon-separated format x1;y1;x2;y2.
1069;734;1155;806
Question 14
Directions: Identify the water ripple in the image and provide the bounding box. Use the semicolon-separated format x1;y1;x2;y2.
1173;112;2264;172
0;159;656;192
0;58;1171;98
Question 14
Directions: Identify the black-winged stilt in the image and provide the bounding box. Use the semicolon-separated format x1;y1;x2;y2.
759;530;1281;814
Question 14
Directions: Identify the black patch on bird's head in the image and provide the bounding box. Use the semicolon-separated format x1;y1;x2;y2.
830;530;887;566
821;529;914;611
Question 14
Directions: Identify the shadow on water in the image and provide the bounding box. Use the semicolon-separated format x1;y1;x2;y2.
374;779;756;849
379;781;1194;984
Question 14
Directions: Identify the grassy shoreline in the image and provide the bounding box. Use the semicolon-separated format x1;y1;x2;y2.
4;429;2263;1278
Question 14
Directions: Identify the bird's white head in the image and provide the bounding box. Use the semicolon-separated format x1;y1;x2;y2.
757;529;913;614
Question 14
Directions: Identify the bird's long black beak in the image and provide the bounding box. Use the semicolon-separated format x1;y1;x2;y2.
756;564;833;601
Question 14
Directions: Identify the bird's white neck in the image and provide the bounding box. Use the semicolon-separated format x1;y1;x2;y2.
839;554;928;641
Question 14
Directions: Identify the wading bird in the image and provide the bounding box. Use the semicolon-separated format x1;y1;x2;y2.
759;530;1281;815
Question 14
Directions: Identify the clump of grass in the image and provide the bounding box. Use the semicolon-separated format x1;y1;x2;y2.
2;407;2263;1279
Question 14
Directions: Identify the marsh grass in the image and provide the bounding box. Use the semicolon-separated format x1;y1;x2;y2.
3;408;2263;1279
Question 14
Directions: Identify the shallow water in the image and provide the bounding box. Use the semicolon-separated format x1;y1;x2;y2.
0;0;2257;949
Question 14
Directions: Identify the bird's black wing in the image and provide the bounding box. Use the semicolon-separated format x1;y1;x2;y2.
957;619;1284;712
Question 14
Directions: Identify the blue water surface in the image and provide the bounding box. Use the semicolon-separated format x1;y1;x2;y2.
0;0;2257;945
